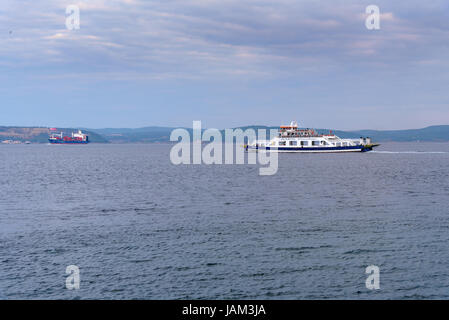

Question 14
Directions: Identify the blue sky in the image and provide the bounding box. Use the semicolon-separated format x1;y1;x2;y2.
1;0;449;130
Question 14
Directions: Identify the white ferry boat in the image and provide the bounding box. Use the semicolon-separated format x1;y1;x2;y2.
245;121;379;153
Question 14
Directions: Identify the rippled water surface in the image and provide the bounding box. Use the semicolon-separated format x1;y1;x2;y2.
1;142;449;299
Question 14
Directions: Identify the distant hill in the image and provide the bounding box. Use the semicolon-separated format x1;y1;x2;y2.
2;125;449;143
90;126;180;143
343;125;449;142
90;125;449;143
0;127;107;143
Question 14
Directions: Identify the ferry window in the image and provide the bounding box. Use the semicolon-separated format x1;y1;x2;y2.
312;141;320;146
279;141;286;146
342;142;347;146
301;141;308;146
336;142;341;147
290;141;297;146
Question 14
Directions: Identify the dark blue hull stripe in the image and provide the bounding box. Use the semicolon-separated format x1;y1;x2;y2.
48;140;89;144
249;145;371;151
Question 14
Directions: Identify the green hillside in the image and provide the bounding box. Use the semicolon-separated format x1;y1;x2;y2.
91;125;449;143
2;125;449;143
0;127;108;143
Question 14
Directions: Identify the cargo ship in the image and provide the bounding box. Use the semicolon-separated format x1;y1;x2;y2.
48;129;89;144
245;121;379;153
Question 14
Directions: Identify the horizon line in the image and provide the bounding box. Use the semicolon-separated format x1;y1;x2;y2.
2;124;449;132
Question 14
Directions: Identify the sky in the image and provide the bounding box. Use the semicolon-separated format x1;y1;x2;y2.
1;0;449;130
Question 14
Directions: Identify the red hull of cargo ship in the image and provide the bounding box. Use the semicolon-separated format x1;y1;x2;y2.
48;130;89;144
48;138;89;144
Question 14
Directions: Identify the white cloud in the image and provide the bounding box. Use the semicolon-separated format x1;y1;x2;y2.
1;0;449;80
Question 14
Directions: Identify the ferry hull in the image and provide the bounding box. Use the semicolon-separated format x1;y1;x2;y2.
246;145;378;153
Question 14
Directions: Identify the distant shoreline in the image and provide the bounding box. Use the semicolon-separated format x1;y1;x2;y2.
3;141;449;146
2;125;449;143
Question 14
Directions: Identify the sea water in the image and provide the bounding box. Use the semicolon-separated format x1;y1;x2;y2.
0;142;448;299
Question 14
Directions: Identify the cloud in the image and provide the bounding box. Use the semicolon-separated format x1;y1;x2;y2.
1;0;449;80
